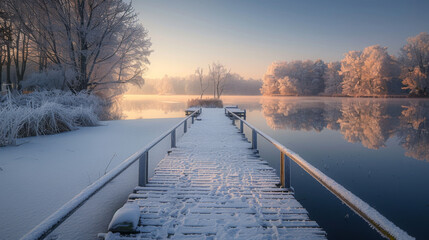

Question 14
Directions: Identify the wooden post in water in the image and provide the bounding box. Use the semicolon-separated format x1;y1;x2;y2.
240;120;244;133
184;119;187;133
252;129;257;149
138;151;149;187
171;129;176;148
281;152;291;189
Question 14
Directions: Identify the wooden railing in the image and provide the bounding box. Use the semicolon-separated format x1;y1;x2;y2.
226;108;413;240
20;108;202;240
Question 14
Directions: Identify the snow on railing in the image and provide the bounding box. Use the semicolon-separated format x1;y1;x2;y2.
20;108;202;240
226;108;414;240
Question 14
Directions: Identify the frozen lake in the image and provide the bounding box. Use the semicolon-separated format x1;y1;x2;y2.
1;94;428;239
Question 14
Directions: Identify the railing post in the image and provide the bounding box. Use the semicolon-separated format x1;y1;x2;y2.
138;151;148;187
171;129;176;148
240;120;243;133
244;109;247;120
192;115;194;124
281;152;291;189
184;119;187;133
252;129;257;149
232;116;235;125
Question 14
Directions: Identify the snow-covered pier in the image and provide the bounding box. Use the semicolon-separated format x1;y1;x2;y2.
101;109;326;239
22;107;412;239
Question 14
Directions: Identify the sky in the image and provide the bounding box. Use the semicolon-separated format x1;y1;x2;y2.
132;0;429;79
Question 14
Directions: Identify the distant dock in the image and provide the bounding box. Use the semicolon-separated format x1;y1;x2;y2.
224;105;246;119
185;107;201;116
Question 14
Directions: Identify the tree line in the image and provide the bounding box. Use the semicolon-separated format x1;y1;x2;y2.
127;63;262;96
0;0;151;98
261;33;429;97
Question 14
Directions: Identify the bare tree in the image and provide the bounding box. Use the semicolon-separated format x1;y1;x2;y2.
208;62;229;99
0;42;3;92
13;26;29;89
9;0;151;95
195;67;208;99
0;11;13;91
0;11;6;92
217;70;230;98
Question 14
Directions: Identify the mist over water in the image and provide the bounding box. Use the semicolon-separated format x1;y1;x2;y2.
121;95;429;239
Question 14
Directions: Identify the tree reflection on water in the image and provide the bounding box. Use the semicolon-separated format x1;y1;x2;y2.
260;98;429;161
398;102;429;161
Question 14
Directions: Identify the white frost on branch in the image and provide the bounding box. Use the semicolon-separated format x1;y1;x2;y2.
9;0;152;96
261;60;326;96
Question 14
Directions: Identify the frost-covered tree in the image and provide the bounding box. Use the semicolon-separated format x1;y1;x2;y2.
195;67;209;99
323;62;343;95
208;62;230;98
310;59;326;94
278;76;298;95
9;0;151;95
0;13;6;92
260;60;326;96
0;9;13;91
0;6;31;91
399;32;429;96
340;45;400;96
261;63;279;95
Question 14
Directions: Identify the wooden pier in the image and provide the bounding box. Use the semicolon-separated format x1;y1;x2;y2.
101;109;326;239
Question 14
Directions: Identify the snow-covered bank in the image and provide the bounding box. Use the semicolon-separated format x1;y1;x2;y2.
0;118;181;239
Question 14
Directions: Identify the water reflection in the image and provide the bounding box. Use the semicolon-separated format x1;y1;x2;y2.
338;101;393;149
260;97;429;161
121;95;263;119
398;102;429;161
121;95;189;119
120;95;429;161
261;99;334;132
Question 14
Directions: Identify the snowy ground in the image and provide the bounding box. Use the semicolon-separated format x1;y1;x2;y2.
0;118;181;240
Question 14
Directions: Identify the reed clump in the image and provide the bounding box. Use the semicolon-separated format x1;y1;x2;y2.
187;98;223;108
0;90;100;146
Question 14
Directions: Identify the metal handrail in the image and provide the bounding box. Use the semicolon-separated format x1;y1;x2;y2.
226;108;413;240
20;108;202;240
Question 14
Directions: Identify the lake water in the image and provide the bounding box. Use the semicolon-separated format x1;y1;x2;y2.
121;95;429;239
